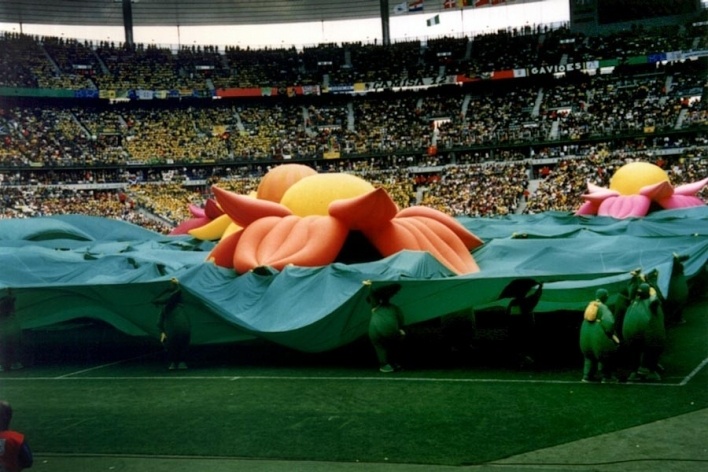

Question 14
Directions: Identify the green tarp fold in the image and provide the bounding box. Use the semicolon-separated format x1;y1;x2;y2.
1;208;706;352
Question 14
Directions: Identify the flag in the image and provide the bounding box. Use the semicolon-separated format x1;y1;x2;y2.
474;0;490;6
408;0;424;12
445;0;469;8
212;125;228;137
427;15;440;26
393;1;407;14
136;89;154;100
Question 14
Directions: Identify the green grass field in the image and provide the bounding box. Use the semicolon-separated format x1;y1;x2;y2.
2;296;707;467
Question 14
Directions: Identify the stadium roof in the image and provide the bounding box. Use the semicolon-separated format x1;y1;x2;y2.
0;0;390;28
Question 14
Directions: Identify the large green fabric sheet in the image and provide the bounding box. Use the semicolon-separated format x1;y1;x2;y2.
1;208;706;352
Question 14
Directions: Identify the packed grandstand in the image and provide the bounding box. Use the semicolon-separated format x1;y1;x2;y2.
0;12;706;233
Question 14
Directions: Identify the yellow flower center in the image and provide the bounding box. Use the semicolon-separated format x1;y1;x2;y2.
609;162;669;196
280;173;375;216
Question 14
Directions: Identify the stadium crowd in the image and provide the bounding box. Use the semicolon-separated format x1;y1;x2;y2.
2;147;705;231
0;15;706;232
0;62;703;167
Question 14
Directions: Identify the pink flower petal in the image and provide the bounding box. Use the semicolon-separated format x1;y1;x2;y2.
640;180;674;200
581;187;620;204
170;216;211;235
188;204;206;218
586;182;607;194
657;195;706;210
575;201;600;216
598;195;651;219
204;198;224;219
672;177;708;196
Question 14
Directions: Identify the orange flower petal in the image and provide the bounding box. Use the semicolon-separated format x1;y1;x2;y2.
268;216;348;269
396;206;483;250
233;216;283;273
328;188;398;231
207;230;243;268
364;217;479;275
233;215;348;273
212;185;291;227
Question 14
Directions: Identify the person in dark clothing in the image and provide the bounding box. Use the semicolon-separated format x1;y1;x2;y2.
153;278;191;370
0;400;33;471
0;288;24;372
364;281;406;373
505;281;543;368
665;253;690;326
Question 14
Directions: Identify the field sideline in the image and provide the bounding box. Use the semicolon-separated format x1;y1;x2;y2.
1;296;706;467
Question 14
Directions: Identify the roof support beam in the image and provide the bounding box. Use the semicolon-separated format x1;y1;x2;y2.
379;0;391;46
121;0;135;47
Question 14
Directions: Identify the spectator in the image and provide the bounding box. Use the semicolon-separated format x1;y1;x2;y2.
0;400;33;471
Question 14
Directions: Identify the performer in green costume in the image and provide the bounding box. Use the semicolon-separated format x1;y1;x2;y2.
622;282;665;381
579;289;620;383
665;254;689;326
153;278;191;370
365;282;406;373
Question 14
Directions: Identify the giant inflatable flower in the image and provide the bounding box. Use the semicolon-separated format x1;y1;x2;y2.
187;164;483;275
576;162;708;219
169;197;233;238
